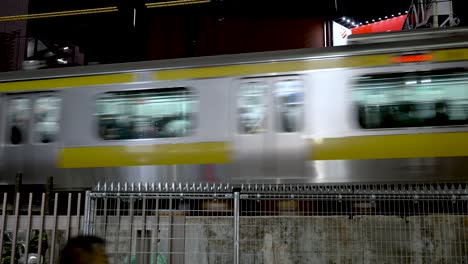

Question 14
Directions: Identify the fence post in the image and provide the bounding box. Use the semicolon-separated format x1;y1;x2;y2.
10;193;20;264
0;193;7;264
83;191;91;235
45;176;53;215
15;173;22;194
233;188;240;264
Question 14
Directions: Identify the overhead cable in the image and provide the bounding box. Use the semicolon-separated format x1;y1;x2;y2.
145;0;210;8
0;7;118;22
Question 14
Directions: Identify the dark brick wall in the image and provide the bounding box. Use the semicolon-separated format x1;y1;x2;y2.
146;16;325;60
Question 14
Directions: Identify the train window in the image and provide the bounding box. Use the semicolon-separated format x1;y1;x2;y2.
96;88;196;140
34;96;61;143
7;98;31;145
238;82;267;134
352;69;468;129
274;80;304;132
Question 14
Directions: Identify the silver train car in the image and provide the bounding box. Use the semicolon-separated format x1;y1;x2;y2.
1;28;468;190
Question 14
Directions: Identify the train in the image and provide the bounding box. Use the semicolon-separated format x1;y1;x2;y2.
1;27;468;191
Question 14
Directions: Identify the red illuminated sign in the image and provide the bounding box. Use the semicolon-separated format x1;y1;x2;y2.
391;54;434;63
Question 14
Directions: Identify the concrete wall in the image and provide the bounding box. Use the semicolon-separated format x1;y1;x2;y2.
94;214;468;263
184;216;468;264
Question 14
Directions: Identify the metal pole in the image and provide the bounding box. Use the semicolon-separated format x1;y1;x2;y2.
433;0;439;28
15;173;22;194
24;193;33;264
37;193;46;264
233;188;240;264
65;193;72;241
10;193;20;264
0;193;7;263
49;193;58;263
83;191;91;235
76;193;82;237
45;177;53;215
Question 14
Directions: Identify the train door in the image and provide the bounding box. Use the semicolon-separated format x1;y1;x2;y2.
4;95;33;183
234;76;306;181
235;80;270;180
4;93;61;184
271;77;306;179
30;94;61;183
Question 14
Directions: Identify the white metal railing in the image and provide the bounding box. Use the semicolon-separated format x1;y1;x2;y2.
0;192;83;264
84;182;468;264
1;183;467;264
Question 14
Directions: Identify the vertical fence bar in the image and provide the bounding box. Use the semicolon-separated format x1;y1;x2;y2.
24;193;33;264
65;193;72;241
103;197;108;239
141;197;147;264
49;193;58;263
167;197;172;264
76;193;82;237
0;193;7;262
233;189;240;264
37;193;46;264
83;191;91;235
114;195;121;263
128;196;134;264
151;198;160;264
10;193;20;264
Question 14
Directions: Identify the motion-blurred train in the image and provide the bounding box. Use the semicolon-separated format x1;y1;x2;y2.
1;27;468;190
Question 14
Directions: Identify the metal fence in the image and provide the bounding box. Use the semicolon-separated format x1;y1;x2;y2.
85;183;468;264
0;183;467;264
0;191;83;264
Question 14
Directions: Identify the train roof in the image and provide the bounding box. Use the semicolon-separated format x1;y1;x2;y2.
1;27;468;83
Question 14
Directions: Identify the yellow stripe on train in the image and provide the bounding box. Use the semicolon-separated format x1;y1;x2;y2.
1;48;468;92
58;132;468;168
0;73;134;92
154;54;391;81
58;142;232;168
154;48;468;81
311;131;468;160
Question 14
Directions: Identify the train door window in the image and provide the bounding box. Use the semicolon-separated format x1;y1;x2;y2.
96;87;197;140
274;80;304;132
352;69;468;129
238;82;267;134
33;96;61;143
7;98;31;145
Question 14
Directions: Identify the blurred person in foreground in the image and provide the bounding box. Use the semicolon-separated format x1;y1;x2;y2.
59;236;108;264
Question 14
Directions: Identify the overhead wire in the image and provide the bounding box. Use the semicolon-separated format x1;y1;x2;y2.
145;0;211;8
0;7;118;22
0;0;211;23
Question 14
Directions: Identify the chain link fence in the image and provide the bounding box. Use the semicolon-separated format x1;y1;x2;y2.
84;183;468;264
0;183;466;264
